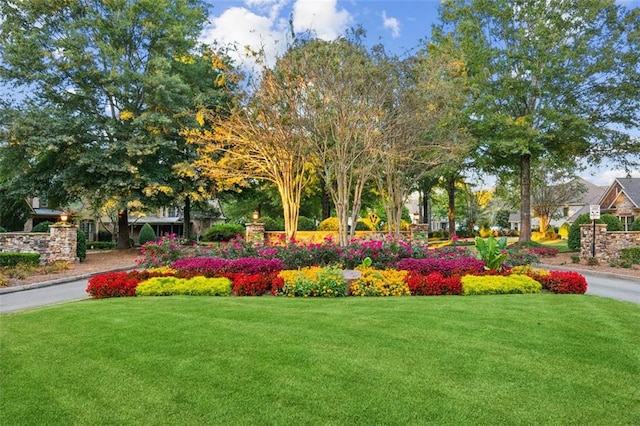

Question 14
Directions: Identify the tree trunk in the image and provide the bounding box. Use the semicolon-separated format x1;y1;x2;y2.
447;176;456;238
321;181;332;220
519;154;532;242
117;209;130;249
183;196;191;241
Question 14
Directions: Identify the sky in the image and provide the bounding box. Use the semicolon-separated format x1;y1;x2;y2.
200;0;640;187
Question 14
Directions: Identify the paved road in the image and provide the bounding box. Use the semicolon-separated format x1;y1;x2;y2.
0;278;90;314
1;270;639;314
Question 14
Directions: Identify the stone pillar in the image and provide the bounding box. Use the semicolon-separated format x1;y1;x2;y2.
245;222;265;243
409;223;429;242
580;223;608;261
49;225;79;264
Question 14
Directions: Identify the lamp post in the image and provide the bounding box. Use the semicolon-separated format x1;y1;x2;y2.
252;211;260;222
413;212;419;224
60;213;68;223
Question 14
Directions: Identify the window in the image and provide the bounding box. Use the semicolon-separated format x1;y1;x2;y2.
620;216;634;231
80;221;94;240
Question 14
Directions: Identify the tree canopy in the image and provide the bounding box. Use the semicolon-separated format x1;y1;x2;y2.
435;0;640;241
0;0;222;246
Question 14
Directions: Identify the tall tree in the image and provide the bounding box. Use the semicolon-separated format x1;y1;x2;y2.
373;45;472;237
435;0;640;241
185;58;314;240
289;38;385;245
0;0;210;248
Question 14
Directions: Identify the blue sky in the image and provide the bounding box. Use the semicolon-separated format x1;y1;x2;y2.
200;0;640;186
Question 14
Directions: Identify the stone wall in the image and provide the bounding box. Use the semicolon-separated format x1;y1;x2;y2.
580;224;640;262
0;225;78;265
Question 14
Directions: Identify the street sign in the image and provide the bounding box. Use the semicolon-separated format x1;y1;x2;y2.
589;205;601;220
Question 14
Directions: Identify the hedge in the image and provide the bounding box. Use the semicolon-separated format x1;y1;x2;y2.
461;274;542;295
136;276;232;296
0;252;40;268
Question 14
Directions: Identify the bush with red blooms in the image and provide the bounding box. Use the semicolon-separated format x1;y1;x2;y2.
230;272;283;296
406;272;462;296
86;270;175;298
86;271;141;299
538;270;588;294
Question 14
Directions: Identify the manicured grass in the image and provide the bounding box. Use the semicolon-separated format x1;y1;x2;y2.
540;238;572;253
1;296;639;425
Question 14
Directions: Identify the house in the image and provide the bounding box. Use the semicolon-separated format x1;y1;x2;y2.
24;197;225;243
509;177;607;231
597;177;640;231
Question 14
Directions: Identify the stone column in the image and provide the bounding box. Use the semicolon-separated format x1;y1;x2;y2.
409;223;429;243
580;223;608;261
49;225;79;264
245;222;265;243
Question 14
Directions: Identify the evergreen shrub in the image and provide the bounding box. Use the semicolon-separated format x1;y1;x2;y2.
31;221;54;233
0;252;40;267
138;223;157;246
297;216;316;231
203;223;245;242
76;229;87;261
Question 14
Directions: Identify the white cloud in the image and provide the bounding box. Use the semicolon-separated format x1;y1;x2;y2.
292;0;352;40
200;6;289;70
382;11;400;39
587;168;640;186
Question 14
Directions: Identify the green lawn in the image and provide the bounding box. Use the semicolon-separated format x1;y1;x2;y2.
1;296;639;425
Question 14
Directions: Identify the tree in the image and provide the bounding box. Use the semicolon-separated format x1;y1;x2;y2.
531;173;586;235
186;52;314;240
372;45;473;237
0;0;210;248
290;38;387;245
435;0;640;242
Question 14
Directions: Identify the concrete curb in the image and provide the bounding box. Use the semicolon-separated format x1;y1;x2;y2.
0;266;138;295
535;263;640;284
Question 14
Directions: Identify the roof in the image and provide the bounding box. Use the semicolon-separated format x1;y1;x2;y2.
32;208;63;217
566;177;607;206
598;177;640;210
615;177;640;207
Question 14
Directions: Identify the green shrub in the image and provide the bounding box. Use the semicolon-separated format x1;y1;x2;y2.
297;216;316;231
599;214;622;231
76;229;87;261
567;214;592;251
568;213;623;251
138;223;157;246
461;274;542;295
31;221;54;233
136;276;232;296
355;219;374;231
620;247;640;264
203;223;245;242
98;230;113;242
631;219;640;231
0;226;6;233
261;216;284;231
0;252;40;268
88;241;116;250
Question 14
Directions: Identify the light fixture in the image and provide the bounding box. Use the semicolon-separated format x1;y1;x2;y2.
60;213;68;223
413;212;419;224
252;211;260;221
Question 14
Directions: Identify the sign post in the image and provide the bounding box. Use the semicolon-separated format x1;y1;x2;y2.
589;205;600;258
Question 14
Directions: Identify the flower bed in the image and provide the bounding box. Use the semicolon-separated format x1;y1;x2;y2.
87;238;586;299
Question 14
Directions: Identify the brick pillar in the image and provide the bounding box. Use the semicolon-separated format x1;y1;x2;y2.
49;225;79;264
245;222;265;243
